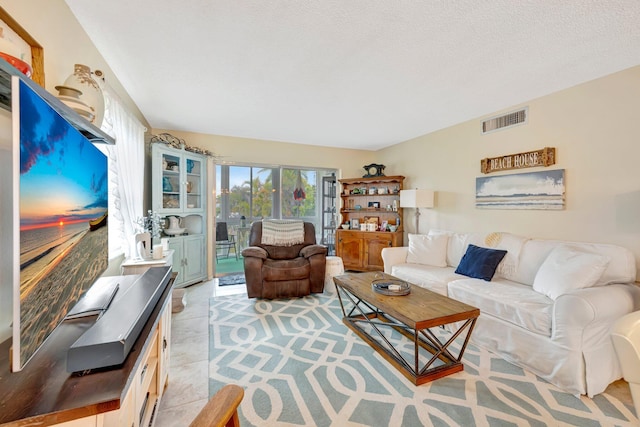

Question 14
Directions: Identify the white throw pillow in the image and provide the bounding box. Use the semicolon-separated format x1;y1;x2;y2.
532;245;610;300
483;232;529;281
406;233;448;267
428;229;466;267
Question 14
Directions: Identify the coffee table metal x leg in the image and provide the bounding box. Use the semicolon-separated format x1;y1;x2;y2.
335;284;477;385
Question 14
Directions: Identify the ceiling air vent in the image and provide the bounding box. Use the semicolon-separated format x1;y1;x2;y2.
482;107;528;134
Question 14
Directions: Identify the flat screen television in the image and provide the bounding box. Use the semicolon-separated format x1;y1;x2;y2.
11;77;109;371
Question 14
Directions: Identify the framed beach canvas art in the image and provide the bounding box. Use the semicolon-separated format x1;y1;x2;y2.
12;78;108;370
475;169;565;210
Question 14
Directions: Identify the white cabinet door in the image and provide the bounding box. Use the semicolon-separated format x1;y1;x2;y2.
167;239;184;286
183;235;205;284
167;236;205;287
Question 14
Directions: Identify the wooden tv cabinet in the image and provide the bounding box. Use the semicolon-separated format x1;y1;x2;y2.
0;271;174;427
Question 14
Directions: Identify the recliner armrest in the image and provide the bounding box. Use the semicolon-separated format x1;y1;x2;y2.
241;246;268;259
300;244;327;258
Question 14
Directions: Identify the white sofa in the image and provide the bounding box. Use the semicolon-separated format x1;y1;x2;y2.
381;230;640;397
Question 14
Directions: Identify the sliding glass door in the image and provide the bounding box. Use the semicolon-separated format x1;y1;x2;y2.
215;164;336;274
281;168;317;219
216;165;276;224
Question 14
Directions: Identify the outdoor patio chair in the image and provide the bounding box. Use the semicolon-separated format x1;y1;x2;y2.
216;222;238;262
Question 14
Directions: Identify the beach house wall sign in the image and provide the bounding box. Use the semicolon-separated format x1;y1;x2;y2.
481;147;556;174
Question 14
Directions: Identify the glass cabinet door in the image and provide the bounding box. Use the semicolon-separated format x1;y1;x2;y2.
184;154;203;211
156;146;205;213
161;151;182;211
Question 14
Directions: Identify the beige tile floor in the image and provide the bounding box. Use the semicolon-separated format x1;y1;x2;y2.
154;280;635;426
155;279;246;427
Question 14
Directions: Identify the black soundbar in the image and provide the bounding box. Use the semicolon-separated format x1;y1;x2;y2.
66;266;172;373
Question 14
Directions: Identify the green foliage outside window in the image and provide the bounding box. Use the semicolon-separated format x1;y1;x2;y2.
216;167;318;220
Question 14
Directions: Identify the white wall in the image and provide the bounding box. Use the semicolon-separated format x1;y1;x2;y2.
0;0;148;128
152;129;377;180
3;1;639;285
0;1;148;343
379;65;640;278
0;1;378;295
151;129;378;278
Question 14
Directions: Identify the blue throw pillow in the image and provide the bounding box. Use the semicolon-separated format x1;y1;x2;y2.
454;244;507;281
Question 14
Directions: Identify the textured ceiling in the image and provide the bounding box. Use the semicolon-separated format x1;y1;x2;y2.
65;0;640;150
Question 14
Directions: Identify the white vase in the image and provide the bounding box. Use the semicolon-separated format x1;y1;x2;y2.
55;85;95;122
62;64;104;127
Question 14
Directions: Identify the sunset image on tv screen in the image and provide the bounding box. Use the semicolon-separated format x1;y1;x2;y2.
16;79;108;367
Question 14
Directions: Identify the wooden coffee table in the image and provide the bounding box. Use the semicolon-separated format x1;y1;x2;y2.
333;271;480;385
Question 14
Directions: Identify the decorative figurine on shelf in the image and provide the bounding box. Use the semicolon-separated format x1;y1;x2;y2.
362;163;386;178
162;177;172;192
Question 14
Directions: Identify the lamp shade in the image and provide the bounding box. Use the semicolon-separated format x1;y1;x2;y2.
400;189;434;208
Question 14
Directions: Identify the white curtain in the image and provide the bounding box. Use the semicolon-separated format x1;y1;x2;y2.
99;87;146;259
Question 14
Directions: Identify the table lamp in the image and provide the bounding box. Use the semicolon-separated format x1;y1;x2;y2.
400;189;434;234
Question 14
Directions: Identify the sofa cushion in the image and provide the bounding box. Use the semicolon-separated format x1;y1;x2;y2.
428;229;472;267
448;278;553;337
390;264;464;296
482;232;529;281
406;233;448;267
455;244;507;281
513;239;636;286
532;245;610;300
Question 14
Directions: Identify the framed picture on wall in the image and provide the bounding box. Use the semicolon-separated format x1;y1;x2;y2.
0;7;45;86
476;169;565;210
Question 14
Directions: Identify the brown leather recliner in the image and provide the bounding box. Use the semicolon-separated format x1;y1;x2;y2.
241;221;327;299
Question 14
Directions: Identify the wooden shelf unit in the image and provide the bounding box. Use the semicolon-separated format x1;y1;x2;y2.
336;175;404;271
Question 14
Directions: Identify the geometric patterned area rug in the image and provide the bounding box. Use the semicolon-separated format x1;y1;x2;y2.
209;292;637;426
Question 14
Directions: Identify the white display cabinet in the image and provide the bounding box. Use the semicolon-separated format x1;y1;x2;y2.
152;144;208;287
